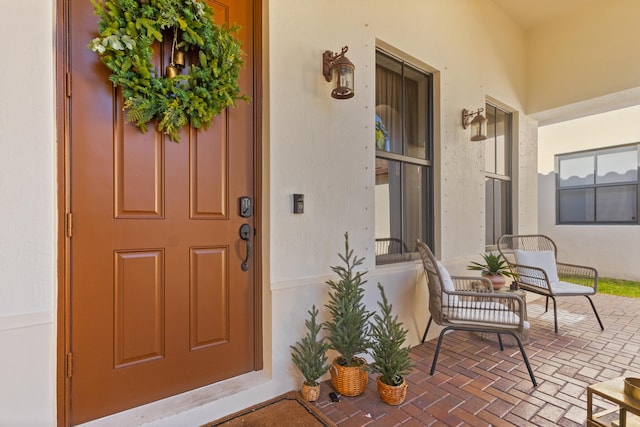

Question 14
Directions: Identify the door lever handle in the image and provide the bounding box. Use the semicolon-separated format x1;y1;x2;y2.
239;224;251;272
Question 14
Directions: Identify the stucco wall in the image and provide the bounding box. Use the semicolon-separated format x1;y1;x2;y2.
268;0;537;273
0;0;56;425
538;105;640;281
0;0;543;425
0;1;55;318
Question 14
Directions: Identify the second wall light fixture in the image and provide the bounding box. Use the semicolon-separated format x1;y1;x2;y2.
462;108;488;141
322;46;355;99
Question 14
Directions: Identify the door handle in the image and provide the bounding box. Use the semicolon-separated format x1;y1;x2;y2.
239;224;251;272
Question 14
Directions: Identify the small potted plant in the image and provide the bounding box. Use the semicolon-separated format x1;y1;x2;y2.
369;283;413;405
324;232;373;397
290;305;330;401
467;252;516;290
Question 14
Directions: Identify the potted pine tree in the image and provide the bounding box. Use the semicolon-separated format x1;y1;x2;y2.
369;283;413;405
324;232;373;397
290;305;330;401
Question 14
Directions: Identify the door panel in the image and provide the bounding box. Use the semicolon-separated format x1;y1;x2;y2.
190;247;228;350
191;123;228;218
67;0;257;424
114;250;165;368
114;127;164;218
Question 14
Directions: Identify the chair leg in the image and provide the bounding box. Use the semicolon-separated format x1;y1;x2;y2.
510;332;537;387
429;326;450;375
551;296;558;333
422;316;433;344
585;295;605;331
497;334;504;351
545;296;549;312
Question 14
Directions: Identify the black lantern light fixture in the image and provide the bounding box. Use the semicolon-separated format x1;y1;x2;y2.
322;46;355;99
462;108;488;141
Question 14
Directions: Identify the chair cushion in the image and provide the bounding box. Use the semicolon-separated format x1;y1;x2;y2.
550;280;596;296
437;261;458;306
451;301;529;329
514;250;559;282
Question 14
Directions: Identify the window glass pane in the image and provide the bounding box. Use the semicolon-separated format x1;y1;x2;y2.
559;155;594;187
402;163;427;250
484;106;496;173
495;109;509;176
559;188;595;222
485;178;495;244
404;65;428;160
496;179;511;240
376;53;403;156
596;185;637;222
375;158;402;249
485;178;511;245
596;147;638;184
483;105;511;176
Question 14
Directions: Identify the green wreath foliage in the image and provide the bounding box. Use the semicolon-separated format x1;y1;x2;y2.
89;0;246;142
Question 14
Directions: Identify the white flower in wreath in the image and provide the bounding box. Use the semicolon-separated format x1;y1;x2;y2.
89;34;136;53
190;0;205;18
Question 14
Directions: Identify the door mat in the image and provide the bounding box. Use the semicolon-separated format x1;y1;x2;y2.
202;391;336;426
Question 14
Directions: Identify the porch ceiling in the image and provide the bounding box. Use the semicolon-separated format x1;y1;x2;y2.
490;0;598;30
491;0;640;126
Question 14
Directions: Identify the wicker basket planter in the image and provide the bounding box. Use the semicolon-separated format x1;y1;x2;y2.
300;383;321;401
376;376;408;405
330;357;368;397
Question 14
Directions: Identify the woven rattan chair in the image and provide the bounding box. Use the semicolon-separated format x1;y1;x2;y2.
497;234;604;334
417;240;537;386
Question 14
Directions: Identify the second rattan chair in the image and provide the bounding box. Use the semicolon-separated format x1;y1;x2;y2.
416;240;537;386
497;234;604;334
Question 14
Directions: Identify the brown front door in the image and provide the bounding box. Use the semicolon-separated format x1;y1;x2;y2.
65;0;259;424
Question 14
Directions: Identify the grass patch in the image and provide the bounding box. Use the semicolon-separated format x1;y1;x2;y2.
598;277;640;298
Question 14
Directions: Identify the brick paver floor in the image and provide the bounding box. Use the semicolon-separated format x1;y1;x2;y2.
310;293;640;426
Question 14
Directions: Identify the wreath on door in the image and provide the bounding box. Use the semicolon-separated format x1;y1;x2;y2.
88;0;246;142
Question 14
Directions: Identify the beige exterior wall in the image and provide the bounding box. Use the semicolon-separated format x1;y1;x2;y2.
268;0;537;273
0;1;56;425
538;105;640;282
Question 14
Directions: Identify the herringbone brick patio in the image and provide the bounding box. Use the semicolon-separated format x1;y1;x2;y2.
311;293;640;426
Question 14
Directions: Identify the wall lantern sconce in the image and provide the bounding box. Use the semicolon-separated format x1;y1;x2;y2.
322;46;355;99
462;108;488;141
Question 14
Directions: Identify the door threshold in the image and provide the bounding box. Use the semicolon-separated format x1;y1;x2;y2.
76;371;270;427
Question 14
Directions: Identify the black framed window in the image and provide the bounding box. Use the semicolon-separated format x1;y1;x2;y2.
484;103;512;248
374;49;433;264
557;144;639;224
